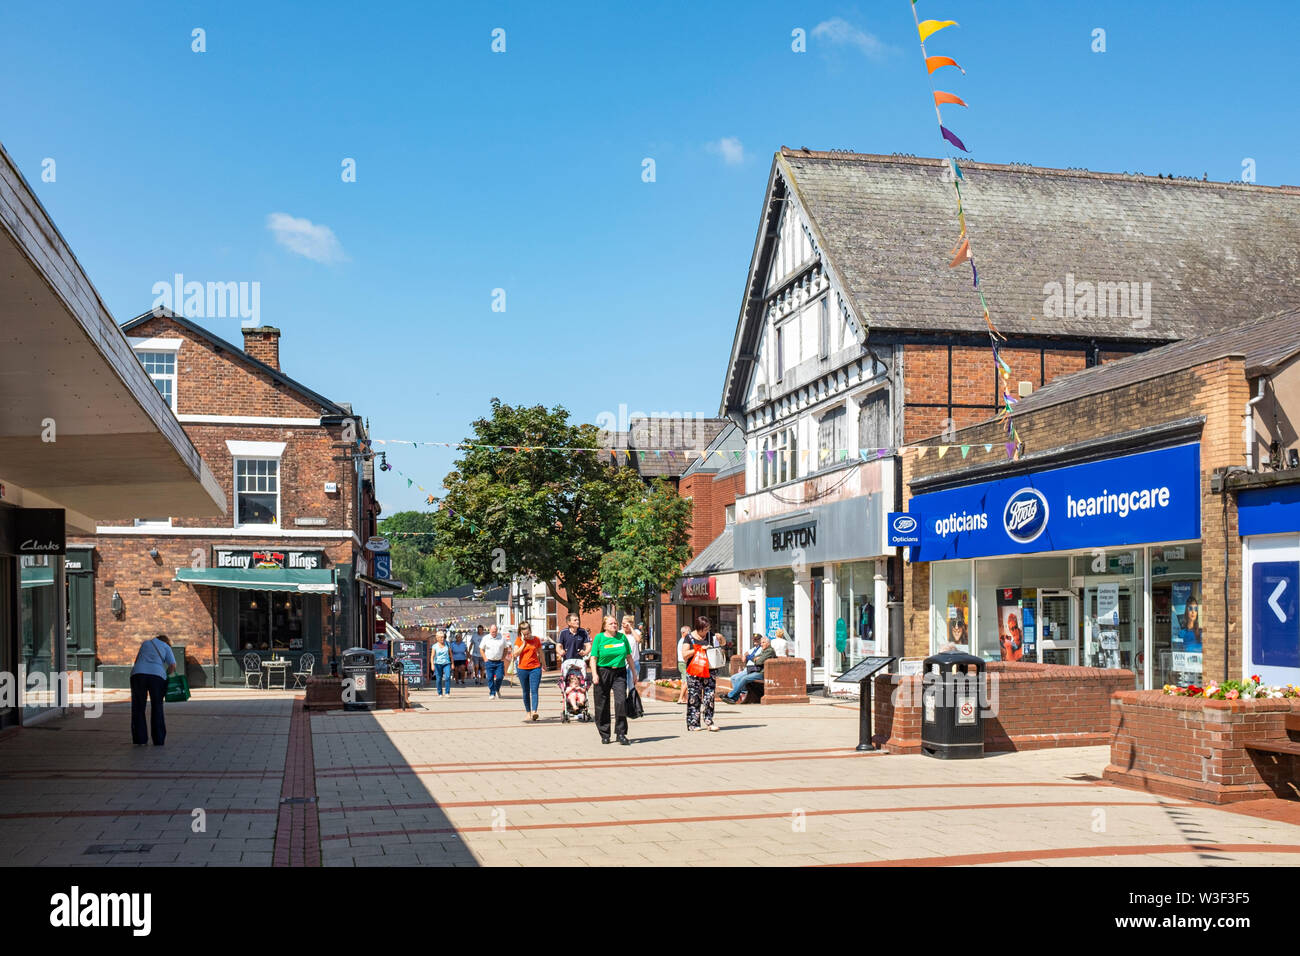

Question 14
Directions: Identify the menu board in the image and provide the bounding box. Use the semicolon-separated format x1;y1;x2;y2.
392;640;427;690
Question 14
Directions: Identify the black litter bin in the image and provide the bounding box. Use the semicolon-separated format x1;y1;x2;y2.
341;647;377;711
639;650;661;681
920;651;985;759
541;641;558;671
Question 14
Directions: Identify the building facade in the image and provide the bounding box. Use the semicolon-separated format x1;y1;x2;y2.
70;312;381;687
719;149;1300;687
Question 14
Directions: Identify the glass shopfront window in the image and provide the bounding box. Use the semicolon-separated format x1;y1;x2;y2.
239;591;305;651
1148;543;1203;688
765;568;796;644
1072;550;1145;683
931;561;973;655
19;557;59;718
973;557;1069;663
835;561;877;672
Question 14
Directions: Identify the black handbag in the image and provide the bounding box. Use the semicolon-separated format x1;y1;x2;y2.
626;685;644;719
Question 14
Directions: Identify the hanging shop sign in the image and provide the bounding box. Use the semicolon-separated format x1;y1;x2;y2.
213;547;327;570
910;444;1201;562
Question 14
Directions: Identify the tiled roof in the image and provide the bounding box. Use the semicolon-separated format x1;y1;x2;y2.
780;150;1300;341
681;526;734;575
1008;307;1300;417
600;418;732;478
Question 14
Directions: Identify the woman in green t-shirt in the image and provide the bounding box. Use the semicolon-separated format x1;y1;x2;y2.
588;615;633;745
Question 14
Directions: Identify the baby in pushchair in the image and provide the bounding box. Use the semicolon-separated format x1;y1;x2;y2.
558;658;590;723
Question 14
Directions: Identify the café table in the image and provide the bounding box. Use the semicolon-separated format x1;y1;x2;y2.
262;657;291;690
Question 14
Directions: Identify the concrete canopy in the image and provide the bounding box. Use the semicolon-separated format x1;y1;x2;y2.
0;145;225;533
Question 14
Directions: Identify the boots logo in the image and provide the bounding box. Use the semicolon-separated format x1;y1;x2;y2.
1003;488;1049;543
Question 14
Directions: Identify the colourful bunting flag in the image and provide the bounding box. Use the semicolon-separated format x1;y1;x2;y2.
948;237;971;267
940;126;968;152
927;55;964;74
934;91;968;108
917;18;958;42
960;445;970;458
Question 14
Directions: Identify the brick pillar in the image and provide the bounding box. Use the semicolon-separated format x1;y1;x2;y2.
761;656;809;704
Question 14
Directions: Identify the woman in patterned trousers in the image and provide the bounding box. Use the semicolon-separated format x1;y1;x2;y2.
682;615;719;732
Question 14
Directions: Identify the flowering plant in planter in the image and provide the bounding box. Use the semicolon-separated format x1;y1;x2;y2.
654;679;682;689
1163;676;1299;700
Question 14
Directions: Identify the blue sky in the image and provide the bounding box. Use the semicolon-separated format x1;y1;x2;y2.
3;0;1296;514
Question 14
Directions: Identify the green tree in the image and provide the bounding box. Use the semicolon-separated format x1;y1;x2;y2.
433;399;641;613
378;511;438;556
599;479;694;627
379;511;467;597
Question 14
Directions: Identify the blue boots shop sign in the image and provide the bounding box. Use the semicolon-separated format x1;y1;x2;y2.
909;444;1201;561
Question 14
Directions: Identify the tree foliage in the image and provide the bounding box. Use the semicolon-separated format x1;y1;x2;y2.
599;479;694;626
378;511;466;597
432;400;644;613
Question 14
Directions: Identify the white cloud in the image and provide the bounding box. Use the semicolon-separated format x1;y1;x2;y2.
707;136;745;166
266;212;348;265
812;17;892;60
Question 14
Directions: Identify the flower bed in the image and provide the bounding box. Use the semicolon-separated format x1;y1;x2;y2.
1105;689;1300;804
1163;676;1298;701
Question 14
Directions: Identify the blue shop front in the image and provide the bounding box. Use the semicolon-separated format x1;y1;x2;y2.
906;443;1204;690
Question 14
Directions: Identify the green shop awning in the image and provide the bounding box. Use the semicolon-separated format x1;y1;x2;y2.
175;567;336;593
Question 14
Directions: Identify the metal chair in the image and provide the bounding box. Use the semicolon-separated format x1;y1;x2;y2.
242;652;263;689
292;652;315;688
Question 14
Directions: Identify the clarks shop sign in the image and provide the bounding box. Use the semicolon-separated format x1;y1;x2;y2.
214;548;326;570
0;508;66;556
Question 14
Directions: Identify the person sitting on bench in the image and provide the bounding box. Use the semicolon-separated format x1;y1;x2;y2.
723;636;774;703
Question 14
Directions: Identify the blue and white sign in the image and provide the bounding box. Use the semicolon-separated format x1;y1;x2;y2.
1239;484;1300;537
1252;561;1299;669
911;443;1201;561
373;551;392;581
888;512;921;547
765;598;785;638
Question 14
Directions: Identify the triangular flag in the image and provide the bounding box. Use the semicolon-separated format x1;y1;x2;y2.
406;478;413;488
948;237;971;267
877;448;889;458
984;444;993;452
934;91;968;108
938;446;949;458
949;158;964;180
917;446;928;459
1006;442;1017;459
940;125;968;152
927;55;965;75
918;19;958;42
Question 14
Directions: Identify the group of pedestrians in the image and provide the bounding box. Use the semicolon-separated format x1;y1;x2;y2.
430;624;513;698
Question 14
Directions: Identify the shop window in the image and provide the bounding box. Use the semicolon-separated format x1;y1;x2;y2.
137;350;177;410
765;568;796;646
1148;543;1203;688
235;458;279;526
19;557;58;718
931;560;973;655
239;591;305;651
835;561;877;672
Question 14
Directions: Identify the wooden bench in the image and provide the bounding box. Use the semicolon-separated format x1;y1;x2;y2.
1243;713;1300;757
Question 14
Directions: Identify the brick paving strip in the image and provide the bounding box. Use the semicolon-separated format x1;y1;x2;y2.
273;699;320;867
321;798;1181;842
827;843;1300;866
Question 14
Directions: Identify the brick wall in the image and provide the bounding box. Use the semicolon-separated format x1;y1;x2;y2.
901;356;1249;676
1105;691;1300;803
872;662;1130;753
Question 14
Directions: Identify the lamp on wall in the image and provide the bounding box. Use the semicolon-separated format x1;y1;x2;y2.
148;547;160;560
110;589;124;619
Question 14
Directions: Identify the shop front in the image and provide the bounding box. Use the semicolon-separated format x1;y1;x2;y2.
672;573;741;658
1239;479;1300;688
175;547;336;684
734;484;891;685
908;443;1203;689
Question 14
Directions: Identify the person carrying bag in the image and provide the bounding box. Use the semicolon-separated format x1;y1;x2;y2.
130;634;177;746
682;615;720;732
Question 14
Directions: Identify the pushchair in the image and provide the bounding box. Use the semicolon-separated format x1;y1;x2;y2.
558;658;591;723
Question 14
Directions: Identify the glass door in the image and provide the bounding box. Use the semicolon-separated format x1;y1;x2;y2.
1037;589;1079;665
1081;580;1139;685
811;567;824;681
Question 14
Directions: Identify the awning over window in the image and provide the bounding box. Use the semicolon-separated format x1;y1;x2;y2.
174;567;336;593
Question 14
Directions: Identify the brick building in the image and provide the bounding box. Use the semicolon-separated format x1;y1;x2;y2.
718;149;1300;687
70;311;382;687
901;307;1300;691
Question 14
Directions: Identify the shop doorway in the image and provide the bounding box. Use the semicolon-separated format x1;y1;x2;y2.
811;567;824;681
1079;579;1139;682
1037;589;1079;665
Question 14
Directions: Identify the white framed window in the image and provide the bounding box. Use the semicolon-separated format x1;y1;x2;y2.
138;351;177;410
234;458;280;527
817;405;848;470
133;517;173;528
759;426;799;489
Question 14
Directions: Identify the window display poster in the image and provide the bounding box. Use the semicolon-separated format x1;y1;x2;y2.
1097;583;1120;627
997;588;1025;662
1021;604;1036;658
946;590;970;648
765;598;784;639
1171;581;1203;678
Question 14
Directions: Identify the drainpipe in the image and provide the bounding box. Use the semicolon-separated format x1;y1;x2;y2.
1244;377;1266;471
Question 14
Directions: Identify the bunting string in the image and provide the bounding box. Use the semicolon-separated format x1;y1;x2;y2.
910;0;1023;459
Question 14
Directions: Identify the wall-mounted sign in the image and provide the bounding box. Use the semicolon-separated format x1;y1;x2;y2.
5;509;66;556
771;523;817;552
887;512;920;547
910;443;1201;561
365;536;390;553
373;552;392;581
213;547;326;570
681;576;716;600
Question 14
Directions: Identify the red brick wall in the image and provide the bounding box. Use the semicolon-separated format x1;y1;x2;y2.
872;662;1131;753
1105;691;1300;803
242;327;281;370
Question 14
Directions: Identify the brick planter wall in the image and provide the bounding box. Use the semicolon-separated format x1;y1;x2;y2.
1104;690;1300;804
762;657;808;704
873;662;1132;754
303;674;407;711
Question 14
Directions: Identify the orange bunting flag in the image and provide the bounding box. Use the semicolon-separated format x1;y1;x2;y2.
948;237;971;267
934;91;968;108
917;19;958;42
926;55;964;74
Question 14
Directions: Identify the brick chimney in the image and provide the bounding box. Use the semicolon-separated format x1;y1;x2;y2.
242;326;281;370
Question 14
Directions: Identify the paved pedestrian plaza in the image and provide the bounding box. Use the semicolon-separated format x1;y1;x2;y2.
2;682;1298;867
